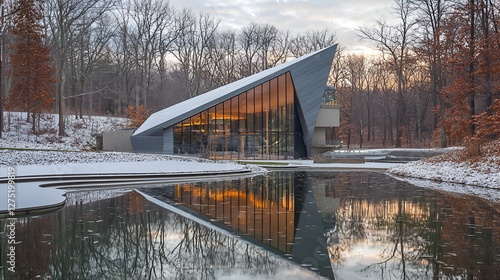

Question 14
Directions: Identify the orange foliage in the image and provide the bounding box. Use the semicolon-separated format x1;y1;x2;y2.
472;99;500;141
6;0;56;132
127;105;151;128
438;1;500;147
439;30;473;145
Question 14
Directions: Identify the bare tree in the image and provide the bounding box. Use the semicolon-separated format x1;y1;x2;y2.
359;0;418;147
346;55;368;148
109;2;134;116
45;0;115;136
289;28;337;57
475;0;495;117
0;0;18;138
237;21;261;77
236;22;291;78
205;29;240;88
172;10;220;98
0;0;7;138
67;13;115;119
412;0;449;147
155;4;182;107
257;23;290;69
328;45;347;89
406;62;432;144
126;0;176;108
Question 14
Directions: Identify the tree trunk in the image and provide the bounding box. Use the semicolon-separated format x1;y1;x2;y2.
389;110;394;146
396;111;403;148
79;95;83;118
382;115;387;147
347;129;351;150
57;6;66;137
32;112;36;133
58;67;65;136
0;0;3;138
359;123;363;149
468;0;476;134
479;1;493;116
440;120;447;148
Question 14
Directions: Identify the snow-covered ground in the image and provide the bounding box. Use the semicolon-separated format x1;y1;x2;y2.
1;111;128;150
388;159;500;190
388;141;500;190
389;175;500;202
0;149;228;167
0;150;266;177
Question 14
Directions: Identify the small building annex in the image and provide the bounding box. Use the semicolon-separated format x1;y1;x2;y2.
131;45;339;160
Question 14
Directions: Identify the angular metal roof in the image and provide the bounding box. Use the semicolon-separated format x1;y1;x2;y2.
133;44;337;154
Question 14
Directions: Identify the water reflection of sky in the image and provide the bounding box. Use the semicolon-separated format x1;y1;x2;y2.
141;171;500;279
316;171;500;280
1;171;499;280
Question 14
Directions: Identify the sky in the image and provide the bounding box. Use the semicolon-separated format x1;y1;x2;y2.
168;0;395;54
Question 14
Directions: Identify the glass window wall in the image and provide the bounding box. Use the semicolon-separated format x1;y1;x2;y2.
174;72;295;160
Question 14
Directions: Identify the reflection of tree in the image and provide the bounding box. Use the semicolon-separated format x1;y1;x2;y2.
357;195;424;279
309;171;500;279
1;189;297;280
0;215;53;279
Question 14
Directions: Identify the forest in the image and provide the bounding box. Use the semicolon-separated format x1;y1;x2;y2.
0;0;499;149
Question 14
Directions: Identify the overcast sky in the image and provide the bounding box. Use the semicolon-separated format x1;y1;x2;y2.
168;0;395;54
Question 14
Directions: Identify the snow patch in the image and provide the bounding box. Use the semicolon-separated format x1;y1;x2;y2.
389;174;500;203
0;150;268;176
1;111;128;150
388;157;500;190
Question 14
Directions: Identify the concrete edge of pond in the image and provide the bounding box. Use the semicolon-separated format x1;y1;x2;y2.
0;198;66;219
0;161;402;218
0;169;257;218
0;169;255;184
254;160;401;170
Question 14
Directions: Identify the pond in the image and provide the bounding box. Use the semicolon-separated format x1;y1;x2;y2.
1;171;500;279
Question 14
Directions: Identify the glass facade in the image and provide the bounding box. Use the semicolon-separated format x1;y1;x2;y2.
165;172;296;254
173;72;295;160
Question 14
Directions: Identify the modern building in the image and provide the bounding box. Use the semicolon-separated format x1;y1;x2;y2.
131;45;339;159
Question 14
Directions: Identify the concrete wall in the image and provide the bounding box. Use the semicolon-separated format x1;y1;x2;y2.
162;127;174;154
312;127;326;146
315;106;340;127
103;129;134;152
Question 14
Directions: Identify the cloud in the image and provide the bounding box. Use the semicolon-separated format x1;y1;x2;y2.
169;0;395;53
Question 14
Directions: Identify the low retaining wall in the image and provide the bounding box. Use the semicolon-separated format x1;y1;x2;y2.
103;129;134;152
313;157;365;164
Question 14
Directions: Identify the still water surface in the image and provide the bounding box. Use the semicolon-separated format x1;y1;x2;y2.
1;171;499;279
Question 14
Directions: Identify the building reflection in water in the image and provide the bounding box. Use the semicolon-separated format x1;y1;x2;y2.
166;175;295;253
147;171;335;279
3;171;498;280
0;187;323;280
